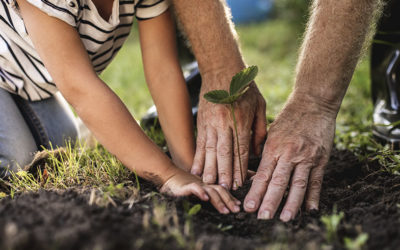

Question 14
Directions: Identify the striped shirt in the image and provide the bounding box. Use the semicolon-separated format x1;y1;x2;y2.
0;0;169;101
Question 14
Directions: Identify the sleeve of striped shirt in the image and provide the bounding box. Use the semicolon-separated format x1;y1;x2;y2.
23;0;81;27
135;0;170;20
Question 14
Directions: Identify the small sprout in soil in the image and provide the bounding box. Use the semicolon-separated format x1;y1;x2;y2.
321;206;344;244
182;201;202;238
0;192;6;199
217;223;233;232
203;66;258;183
183;200;202;217
188;204;201;216
344;233;369;250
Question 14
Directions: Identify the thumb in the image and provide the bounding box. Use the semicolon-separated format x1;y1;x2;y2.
252;97;267;156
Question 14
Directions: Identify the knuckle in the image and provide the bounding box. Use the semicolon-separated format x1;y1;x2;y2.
196;137;206;147
309;179;322;189
217;144;231;157
239;144;249;156
271;174;287;188
292;178;307;189
254;171;271;183
205;144;216;153
215;106;228;117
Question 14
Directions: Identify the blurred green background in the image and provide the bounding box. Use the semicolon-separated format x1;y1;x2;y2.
100;0;372;144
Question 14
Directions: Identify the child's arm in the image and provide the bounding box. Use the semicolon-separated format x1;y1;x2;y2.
138;10;195;171
17;0;240;214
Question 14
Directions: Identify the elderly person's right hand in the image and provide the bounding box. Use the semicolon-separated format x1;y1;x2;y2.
191;79;267;190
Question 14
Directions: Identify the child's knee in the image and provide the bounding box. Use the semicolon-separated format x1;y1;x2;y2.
0;143;37;178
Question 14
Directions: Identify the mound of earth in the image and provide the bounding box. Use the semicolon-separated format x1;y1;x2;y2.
0;149;399;250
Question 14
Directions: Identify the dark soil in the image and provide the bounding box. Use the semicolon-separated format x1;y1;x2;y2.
0;149;399;250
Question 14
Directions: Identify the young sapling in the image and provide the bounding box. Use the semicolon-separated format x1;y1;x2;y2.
203;65;258;184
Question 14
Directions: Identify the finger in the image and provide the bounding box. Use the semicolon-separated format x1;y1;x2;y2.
257;160;294;220
203;128;217;184
212;185;241;213
247;170;256;179
244;151;276;213
185;183;210;201
280;163;312;222
217;128;233;189
305;163;325;211
192;127;206;176
232;133;250;190
252;98;267;156
204;186;230;214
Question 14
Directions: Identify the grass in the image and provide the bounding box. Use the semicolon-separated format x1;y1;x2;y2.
2;142;137;195
2;13;398;207
1;10;398;250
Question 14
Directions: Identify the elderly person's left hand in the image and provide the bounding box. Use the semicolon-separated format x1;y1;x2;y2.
243;95;335;221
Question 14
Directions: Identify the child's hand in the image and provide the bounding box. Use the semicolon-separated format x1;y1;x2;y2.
160;172;241;214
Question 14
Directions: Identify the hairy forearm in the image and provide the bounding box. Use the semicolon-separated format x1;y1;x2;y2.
292;0;382;115
172;0;245;85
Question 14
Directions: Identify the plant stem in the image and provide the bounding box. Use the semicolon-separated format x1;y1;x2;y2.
230;104;243;183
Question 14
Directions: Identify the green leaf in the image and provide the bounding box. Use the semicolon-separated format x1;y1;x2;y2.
188;204;201;216
229;65;258;95
203;90;230;104
229;85;251;102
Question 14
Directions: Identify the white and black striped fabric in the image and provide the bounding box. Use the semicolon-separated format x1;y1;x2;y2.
0;0;169;101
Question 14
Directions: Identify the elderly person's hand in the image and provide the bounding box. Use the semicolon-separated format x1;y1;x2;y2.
241;0;381;221
244;95;335;221
191;77;267;190
170;0;267;189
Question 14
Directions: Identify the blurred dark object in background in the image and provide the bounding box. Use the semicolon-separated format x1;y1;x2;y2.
370;0;400;147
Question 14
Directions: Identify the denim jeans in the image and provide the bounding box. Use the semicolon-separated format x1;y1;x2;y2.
0;88;79;177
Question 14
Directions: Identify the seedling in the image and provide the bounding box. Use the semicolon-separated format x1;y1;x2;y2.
203;66;258;183
321;206;344;244
344;233;368;250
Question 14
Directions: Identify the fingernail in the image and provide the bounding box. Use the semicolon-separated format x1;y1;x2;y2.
204;175;214;183
258;210;271;220
233;182;238;190
246;200;256;209
204;194;209;200
220;183;228;189
235;200;241;205
280;210;292;222
233;205;240;213
222;207;229;214
308;204;319;211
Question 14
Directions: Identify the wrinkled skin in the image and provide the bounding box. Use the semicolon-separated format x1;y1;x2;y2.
191;82;267;190
244;96;336;221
